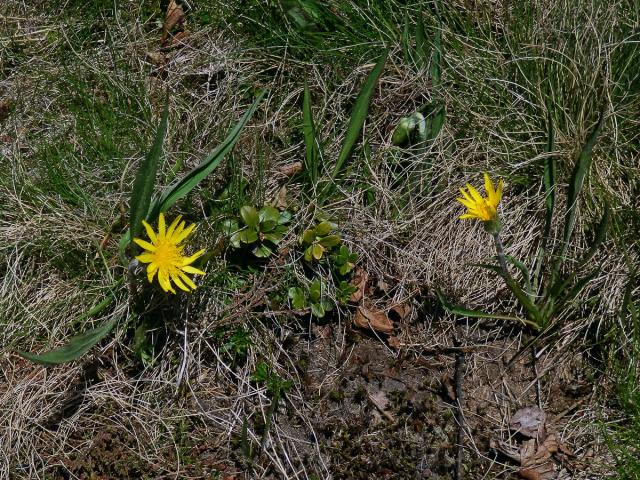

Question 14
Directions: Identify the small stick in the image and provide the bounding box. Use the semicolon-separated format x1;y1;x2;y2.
454;348;465;480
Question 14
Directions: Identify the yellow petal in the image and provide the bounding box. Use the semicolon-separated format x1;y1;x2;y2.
136;253;155;264
180;249;205;266
170;273;191;292
167;215;183;240
178;271;197;290
158;213;166;240
174;223;196;244
142;220;157;243
158;269;176;294
181;265;206;275
466;183;483;202
495;179;504;203
456;197;475;209
459;187;474;203
134;238;157;252
484;173;495;200
147;263;158;283
459;213;479;219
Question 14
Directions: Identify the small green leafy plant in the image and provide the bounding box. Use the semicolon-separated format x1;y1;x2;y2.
300;220;341;261
331;245;358;276
288;278;334;318
225;205;291;258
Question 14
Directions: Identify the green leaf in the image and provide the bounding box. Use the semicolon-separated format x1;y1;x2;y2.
430;22;442;89
562;111;606;256
301;228;316;245
18;315;119;365
414;14;428;69
151;90;265;217
259;205;280;224
310;302;325;318
543;108;556;243
240;206;260;228
263;230;285;244
436;290;539;330
311;243;325;260
222;219;239;235
129;97;169;250
505;255;533;296
319;234;341;248
288;287;306;309
278;211;292;225
230;232;242;248
303;81;320;186
309;279;322;302
304;245;313;262
253;244;273;258
315;221;333;236
239;228;258;244
330;50;388;180
425;103;445;142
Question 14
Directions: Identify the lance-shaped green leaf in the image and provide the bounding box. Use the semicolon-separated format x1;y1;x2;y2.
330;50;388;180
129;97;169;250
151;90;266;217
561;111;606;258
430;22;442;89
543;108;556;244
414;14;428;69
577;202;610;269
436;290;540;330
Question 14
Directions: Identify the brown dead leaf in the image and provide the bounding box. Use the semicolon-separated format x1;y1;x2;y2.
161;0;186;46
349;268;368;303
275;185;288;209
517;435;559;480
170;30;189;47
511;406;547;440
387;336;401;349
145;51;166;66
278;161;303;177
353;305;394;334
388;303;410;321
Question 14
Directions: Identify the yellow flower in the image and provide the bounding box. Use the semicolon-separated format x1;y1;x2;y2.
457;173;503;222
133;213;206;294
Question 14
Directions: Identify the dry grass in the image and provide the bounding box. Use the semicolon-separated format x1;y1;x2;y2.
1;0;639;478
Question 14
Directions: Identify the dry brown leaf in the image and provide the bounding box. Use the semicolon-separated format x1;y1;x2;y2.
161;0;186;46
389;303;410;321
349;268;369;303
353;305;394;334
145;51;166;66
274;185;288;209
517;435;559;480
511;406;547;440
278;161;303;177
387;336;401;349
170;30;189;47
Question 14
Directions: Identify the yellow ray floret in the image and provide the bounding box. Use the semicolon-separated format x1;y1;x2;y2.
133;213;206;294
457;173;503;222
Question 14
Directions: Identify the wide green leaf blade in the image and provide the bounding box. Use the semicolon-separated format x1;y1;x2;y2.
18;315;119;366
562;111;606;255
425;103;445;142
129;97;169;250
330;50;388;179
152;90;266;216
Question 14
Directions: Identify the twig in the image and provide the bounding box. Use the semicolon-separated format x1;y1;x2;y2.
454;348;466;480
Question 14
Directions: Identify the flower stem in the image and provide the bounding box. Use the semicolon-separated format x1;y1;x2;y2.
492;232;510;280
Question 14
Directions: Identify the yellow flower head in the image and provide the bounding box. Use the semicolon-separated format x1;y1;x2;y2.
457;173;503;222
133;213;206;294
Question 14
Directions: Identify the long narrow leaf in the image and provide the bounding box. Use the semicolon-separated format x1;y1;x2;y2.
436;290;539;329
425;103;445;142
19;315;119;365
577;202;610;268
129;97;169;249
302;81;320;186
330;50;388;179
414;14;428;69
543;108;556;243
151;90;266;216
430;22;442;89
562;111;606;256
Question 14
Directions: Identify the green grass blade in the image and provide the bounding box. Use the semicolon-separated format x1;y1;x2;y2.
414;14;428;69
303;81;320;186
561;111;606;256
152;90;266;216
401;11;411;66
129;97;169;249
330;50;388;180
430;21;442;89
